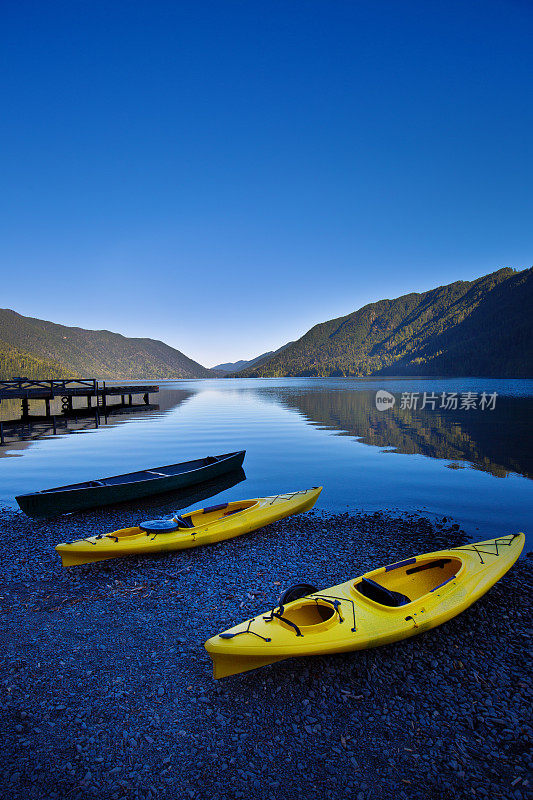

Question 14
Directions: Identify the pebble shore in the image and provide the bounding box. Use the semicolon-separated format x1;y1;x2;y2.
1;501;531;800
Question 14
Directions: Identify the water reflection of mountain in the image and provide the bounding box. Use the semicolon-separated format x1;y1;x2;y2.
277;389;532;479
156;389;194;412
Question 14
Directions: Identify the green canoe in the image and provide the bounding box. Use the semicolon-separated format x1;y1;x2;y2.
15;450;246;518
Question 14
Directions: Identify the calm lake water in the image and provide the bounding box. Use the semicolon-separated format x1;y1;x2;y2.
1;377;532;552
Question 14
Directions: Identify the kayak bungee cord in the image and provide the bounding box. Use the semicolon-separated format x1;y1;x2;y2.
310;594;358;632
219;620;272;643
267;490;314;506
448;533;521;565
263;605;304;637
220;591;358;644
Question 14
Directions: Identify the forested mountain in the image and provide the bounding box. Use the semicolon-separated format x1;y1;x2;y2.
0;339;65;381
240;268;532;378
0;309;211;379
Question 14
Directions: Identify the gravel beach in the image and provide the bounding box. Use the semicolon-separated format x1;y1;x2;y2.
1;500;531;800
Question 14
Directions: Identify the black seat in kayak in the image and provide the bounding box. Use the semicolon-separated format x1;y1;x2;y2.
357;577;411;607
140;519;182;533
205;456;218;464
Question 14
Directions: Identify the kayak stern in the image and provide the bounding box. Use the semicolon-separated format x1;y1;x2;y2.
207;650;289;679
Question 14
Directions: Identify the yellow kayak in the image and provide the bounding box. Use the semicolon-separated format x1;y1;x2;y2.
56;487;322;567
205;532;524;679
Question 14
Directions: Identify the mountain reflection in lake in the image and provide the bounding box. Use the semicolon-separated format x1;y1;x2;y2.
274;388;532;479
0;378;531;550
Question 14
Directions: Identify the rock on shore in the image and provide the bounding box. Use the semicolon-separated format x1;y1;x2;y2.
1;502;531;800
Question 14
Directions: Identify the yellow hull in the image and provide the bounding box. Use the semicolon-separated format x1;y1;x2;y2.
56;487;322;567
205;532;524;679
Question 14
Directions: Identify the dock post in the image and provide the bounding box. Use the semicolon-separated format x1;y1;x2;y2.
21;397;29;419
52;415;57;435
95;409;99;428
0;422;4;446
102;381;107;413
128;394;133;405
87;394;92;408
144;392;149;404
121;394;125;404
45;397;51;417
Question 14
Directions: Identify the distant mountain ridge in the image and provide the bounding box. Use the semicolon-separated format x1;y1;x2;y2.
213;360;255;373
214;342;294;375
240;267;533;378
0;309;211;380
212;351;275;373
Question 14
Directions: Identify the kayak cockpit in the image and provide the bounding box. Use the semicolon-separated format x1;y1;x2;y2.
109;501;259;540
353;556;463;607
275;600;337;628
186;500;258;527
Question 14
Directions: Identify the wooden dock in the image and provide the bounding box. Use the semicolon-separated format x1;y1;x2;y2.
0;378;159;445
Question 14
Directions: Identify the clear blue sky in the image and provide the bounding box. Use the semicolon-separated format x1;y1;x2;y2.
1;1;531;367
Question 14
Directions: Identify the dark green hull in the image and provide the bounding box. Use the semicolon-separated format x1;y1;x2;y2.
16;450;245;518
